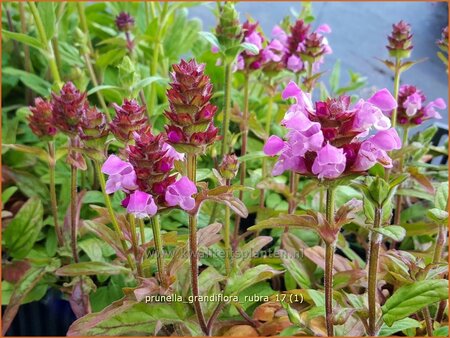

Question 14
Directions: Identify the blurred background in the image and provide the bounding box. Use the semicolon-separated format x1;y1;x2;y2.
191;1;449;124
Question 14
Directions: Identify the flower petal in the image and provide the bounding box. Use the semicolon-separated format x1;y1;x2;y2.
102;155;131;175
263;135;284;156
367;88;397;111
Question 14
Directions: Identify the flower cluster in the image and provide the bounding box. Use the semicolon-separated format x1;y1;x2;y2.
110;99;148;143
165;59;219;154
115;12;134;32
264;82;402;179
235;20;265;71
215;2;242;57
386;20;413;59
29;82;109;146
393;85;446;126
51;82;89;136
28;98;57;139
262;20;332;73
101;126;196;218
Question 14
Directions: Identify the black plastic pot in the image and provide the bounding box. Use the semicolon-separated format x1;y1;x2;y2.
3;288;76;336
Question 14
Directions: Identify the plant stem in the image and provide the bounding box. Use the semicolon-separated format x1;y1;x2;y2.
28;2;61;86
47;141;63;247
94;160;136;272
148;6;164;119
423;307;434;336
187;153;208;335
259;84;274;208
224;204;231;275
150;215;166;285
70;161;79;263
234;72;250;249
128;214;143;277
368;206;383;336
433;225;447;264
391;57;401;128
19;2;34;103
82;53;110;121
139;218;146;245
206;302;227;335
76;2;94;54
220;62;233;157
393;127;409;226
324;186;336;337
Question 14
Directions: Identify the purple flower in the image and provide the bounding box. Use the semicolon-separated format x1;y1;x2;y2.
126;190;157;218
403;92;422;116
395;85;445;126
272;145;308;176
288;123;324;156
352;128;402;171
165;177;197;211
312;143;346;179
263;135;285;156
353;88;397;132
102;155;138;194
423;98;446;120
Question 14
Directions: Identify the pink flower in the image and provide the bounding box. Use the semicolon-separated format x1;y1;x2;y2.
395;85;445;125
263;135;285;156
352;128;402;171
423;98;446;120
102;155;138;194
282;81;313;112
312;143;346;179
126;190;157;218
403;92;423;116
165;176;197;211
272;146;308;176
367;88;398;112
288;123;324;156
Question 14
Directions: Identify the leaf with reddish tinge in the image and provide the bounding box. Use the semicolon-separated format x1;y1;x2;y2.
303;246;353;272
56;262;130;276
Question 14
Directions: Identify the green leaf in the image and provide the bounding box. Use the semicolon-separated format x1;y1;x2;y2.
427;208;448;224
56;262;130;276
382;279;449;326
2;68;51;96
279;250;311;288
67;300;199;336
3;144;49;162
130;76;167;93
435;182;448;211
373;225;406;242
2;186;18;205
249;214;318;232
379;317;420;336
240;42;259;55
239;151;266;163
37;2;56;40
87;85;121;96
1;30;44;51
329;59;341;93
198;31;220;50
4;197;44;259
225;265;282;296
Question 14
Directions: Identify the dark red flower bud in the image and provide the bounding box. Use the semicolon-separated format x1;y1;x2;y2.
115;12;134;32
165;59;220;154
387;20;413;59
28;97;57;139
51;82;88;136
78;107;109;160
110;99;148;143
126;126;176;204
283;19;311;72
